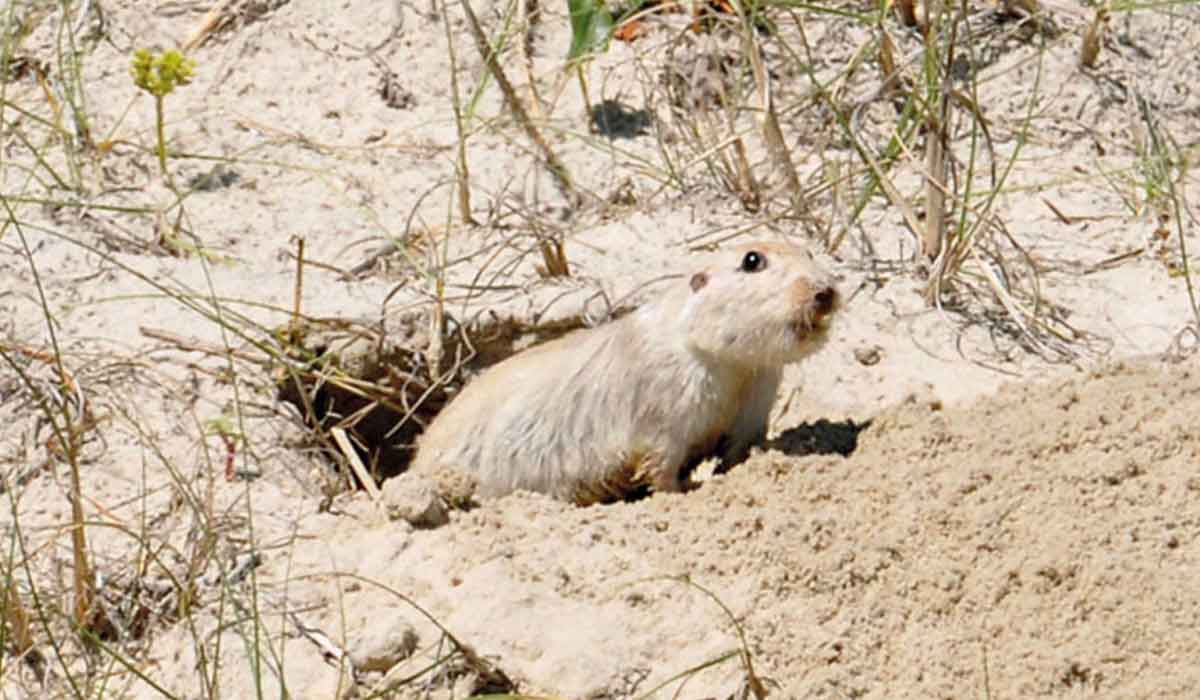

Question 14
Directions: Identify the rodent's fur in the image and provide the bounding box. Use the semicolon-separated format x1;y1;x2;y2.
409;241;838;504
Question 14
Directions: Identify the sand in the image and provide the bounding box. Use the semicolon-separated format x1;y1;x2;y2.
1;0;1199;698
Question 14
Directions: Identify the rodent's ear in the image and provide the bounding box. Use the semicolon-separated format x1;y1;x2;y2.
690;271;709;292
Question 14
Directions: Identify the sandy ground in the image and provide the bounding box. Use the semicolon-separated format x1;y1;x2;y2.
1;0;1199;698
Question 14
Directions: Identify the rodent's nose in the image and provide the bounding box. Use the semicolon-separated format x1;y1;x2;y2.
813;286;837;318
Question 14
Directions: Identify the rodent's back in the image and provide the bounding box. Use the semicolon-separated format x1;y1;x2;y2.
410;311;718;500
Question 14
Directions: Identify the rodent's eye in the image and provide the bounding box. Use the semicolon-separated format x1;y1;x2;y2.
740;251;767;273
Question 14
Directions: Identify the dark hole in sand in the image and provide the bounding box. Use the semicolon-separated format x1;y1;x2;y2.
275;311;629;488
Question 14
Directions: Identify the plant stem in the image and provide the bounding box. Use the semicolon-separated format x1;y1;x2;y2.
576;62;591;114
460;0;581;210
154;94;167;178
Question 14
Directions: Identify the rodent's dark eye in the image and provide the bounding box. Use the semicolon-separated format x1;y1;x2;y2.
740;251;767;273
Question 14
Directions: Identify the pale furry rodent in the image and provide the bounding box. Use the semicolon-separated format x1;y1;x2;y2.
410;241;839;505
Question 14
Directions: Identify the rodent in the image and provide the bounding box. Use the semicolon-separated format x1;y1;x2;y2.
409;240;839;505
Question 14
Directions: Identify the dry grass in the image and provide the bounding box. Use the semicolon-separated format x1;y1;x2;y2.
1;0;1198;696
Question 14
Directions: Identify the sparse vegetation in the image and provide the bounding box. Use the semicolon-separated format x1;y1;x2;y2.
2;0;1199;697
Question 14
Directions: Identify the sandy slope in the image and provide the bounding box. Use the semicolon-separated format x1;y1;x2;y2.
127;358;1200;699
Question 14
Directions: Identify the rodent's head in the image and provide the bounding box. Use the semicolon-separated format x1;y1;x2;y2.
682;241;839;369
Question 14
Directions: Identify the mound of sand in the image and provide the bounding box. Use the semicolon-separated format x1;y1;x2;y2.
132;359;1198;699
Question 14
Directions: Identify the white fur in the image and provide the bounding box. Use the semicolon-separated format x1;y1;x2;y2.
409;241;836;503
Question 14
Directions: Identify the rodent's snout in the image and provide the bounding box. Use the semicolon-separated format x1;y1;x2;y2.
813;286;838;319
